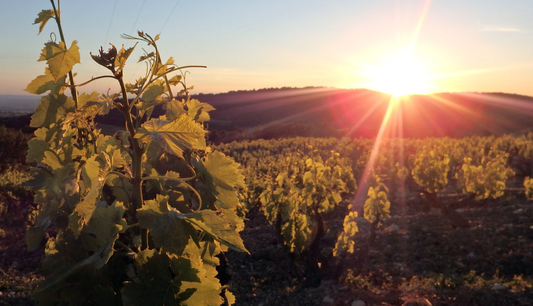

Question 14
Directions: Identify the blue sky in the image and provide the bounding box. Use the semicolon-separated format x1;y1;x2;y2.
1;0;533;96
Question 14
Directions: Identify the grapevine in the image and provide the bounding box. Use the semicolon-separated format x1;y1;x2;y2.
25;2;247;305
260;150;356;271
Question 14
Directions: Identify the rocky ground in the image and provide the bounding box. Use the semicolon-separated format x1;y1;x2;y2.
227;193;533;306
1;190;533;305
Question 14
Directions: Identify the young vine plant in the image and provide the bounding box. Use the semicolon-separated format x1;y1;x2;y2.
260;150;356;263
25;1;247;305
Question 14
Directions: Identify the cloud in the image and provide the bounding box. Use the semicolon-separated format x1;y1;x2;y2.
480;26;524;33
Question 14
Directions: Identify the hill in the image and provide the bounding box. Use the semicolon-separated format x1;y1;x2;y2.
3;88;533;141
195;88;533;141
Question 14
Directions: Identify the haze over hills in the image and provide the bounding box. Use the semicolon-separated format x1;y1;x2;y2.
3;88;533;142
0;95;39;114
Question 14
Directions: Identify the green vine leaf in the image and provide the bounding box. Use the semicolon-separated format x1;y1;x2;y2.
81;201;127;257
187;99;215;123
43;150;62;170
33;202;126;303
114;44;136;76
164;99;186;120
39;41;80;81
136;115;207;158
142;79;166;102
69;156;109;238
203;151;245;190
30;94;76;127
34;9;55;34
180;262;223;306
68;182;104;239
25;67;67;95
184;210;248;253
195;151;245;210
121;249;200;306
138;195;200;256
77;91;99;108
26;130;50;163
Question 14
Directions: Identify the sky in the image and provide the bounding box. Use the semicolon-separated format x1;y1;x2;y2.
1;0;533;97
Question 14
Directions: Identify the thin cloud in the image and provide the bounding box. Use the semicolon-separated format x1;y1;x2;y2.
480;26;524;33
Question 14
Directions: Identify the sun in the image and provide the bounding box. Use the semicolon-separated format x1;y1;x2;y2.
366;54;431;97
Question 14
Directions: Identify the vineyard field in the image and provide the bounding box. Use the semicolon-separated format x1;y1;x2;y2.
3;2;533;305
2;133;533;305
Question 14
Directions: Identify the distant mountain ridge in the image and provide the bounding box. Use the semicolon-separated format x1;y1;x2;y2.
3;88;533;141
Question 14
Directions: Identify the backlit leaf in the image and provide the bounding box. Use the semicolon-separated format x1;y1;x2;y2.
25;68;66;95
187;99;215;123
68;182;103;239
34;9;55;34
202;151;245;190
114;44;136;75
142;80;165;102
138;195;199;256
184;210;248;253
81;201;126;259
195;151;245;210
30;94;75;127
163;99;186;120
77;91;99;108
180;263;223;306
39;41;80;81
136;115;206;158
26;136;50;164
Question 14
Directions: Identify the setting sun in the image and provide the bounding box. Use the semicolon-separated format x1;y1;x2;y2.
367;54;431;96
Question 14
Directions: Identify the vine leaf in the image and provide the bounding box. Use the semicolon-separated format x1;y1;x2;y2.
81;201;127;257
137;195;200;256
39;41;80;81
180;262;223;306
68;182;103;239
69;156;109;238
163;99;186;120
202;151;245;190
30;94;76;127
333;211;359;257
26;130;50;163
26;217;51;252
33;202;126;302
34;9;55;34
43;151;62;170
77;91;99;108
195;151;245;210
138;195;247;254
25;67;67;95
184;210;248;253
121;249;201;306
142;79;165;102
187;99;215;123
114;44;136;76
136;115;206;158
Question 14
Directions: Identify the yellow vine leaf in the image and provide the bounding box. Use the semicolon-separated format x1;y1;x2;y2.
39;41;80;81
34;9;55;34
136;115;207;158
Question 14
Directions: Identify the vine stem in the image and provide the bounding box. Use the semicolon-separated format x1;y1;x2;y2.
117;76;148;249
50;0;79;109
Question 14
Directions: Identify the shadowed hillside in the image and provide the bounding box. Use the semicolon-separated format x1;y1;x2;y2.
3;88;533;142
194;88;533;141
